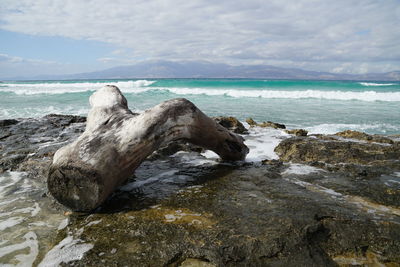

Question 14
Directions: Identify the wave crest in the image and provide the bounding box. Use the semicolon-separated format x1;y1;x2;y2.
1;82;400;102
305;123;400;134
0;80;155;95
148;87;400;102
359;82;395;86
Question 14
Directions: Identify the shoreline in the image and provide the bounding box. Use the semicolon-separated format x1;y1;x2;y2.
2;78;400;136
0;114;399;266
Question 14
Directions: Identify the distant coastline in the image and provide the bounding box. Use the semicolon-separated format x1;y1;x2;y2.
2;60;400;81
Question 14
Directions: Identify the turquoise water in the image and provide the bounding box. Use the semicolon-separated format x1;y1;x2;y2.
1;79;399;134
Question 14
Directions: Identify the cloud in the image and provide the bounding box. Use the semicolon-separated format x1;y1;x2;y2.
0;53;55;64
0;53;85;79
0;0;399;74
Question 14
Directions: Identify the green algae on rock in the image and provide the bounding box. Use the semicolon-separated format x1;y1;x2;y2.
275;134;400;208
335;129;394;144
285;129;308;136
246;118;286;129
213;116;248;134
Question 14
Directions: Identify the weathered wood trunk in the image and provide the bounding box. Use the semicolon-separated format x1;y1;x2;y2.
48;85;249;211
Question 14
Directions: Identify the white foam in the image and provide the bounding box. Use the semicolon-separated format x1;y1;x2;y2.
0;80;155;95
0;203;40;217
0;198;19;207
57;219;69;230
85;219;102;227
320;188;343;196
0;172;25;197
359;82;395;86
201;150;219;159
285;177;343;197
149;87;400;102
282;164;323;175
0;106;91;119
0;216;24;231
305;123;400;135
172;151;219;166
0;171;71;266
190;125;288;164
38;236;94;267
244;127;289;162
0;231;39;267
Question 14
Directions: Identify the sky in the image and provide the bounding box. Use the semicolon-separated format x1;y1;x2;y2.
0;0;400;79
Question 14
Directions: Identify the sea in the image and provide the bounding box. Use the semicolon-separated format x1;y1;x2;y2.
1;78;400;135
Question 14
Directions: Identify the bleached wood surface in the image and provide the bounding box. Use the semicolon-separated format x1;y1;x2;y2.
48;85;249;211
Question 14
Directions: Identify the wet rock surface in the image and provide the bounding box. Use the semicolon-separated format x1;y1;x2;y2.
54;163;400;267
284;129;308;136
275;133;400;208
335;130;394;144
246;118;286;129
1;115;400;266
275;133;400;172
213;116;248;134
0;114;86;174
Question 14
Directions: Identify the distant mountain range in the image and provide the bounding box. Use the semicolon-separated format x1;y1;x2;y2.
7;60;400;81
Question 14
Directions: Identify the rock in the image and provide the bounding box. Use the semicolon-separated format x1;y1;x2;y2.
213;116;248;134
51;162;400;266
48;86;249;212
261;159;285;175
0;119;19;127
275;135;400;166
274;135;400;207
44;114;86;126
0;115;85;173
1;111;400;266
245;117;258;127
285;129;308;136
261;159;281;165
148;141;204;160
261;121;286;129
246;118;286;129
335;130;394;144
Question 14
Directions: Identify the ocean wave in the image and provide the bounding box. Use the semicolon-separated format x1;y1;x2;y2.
144;87;400;102
0;105;144;120
359;82;395;86
2;83;400;101
0;106;90;119
0;80;155;95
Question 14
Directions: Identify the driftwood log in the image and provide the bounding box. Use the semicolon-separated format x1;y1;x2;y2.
48;85;249;211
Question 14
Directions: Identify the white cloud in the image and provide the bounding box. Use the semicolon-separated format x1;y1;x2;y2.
0;53;91;79
0;0;399;74
0;53;55;64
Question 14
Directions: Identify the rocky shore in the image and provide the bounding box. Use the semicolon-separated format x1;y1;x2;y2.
0;115;399;266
